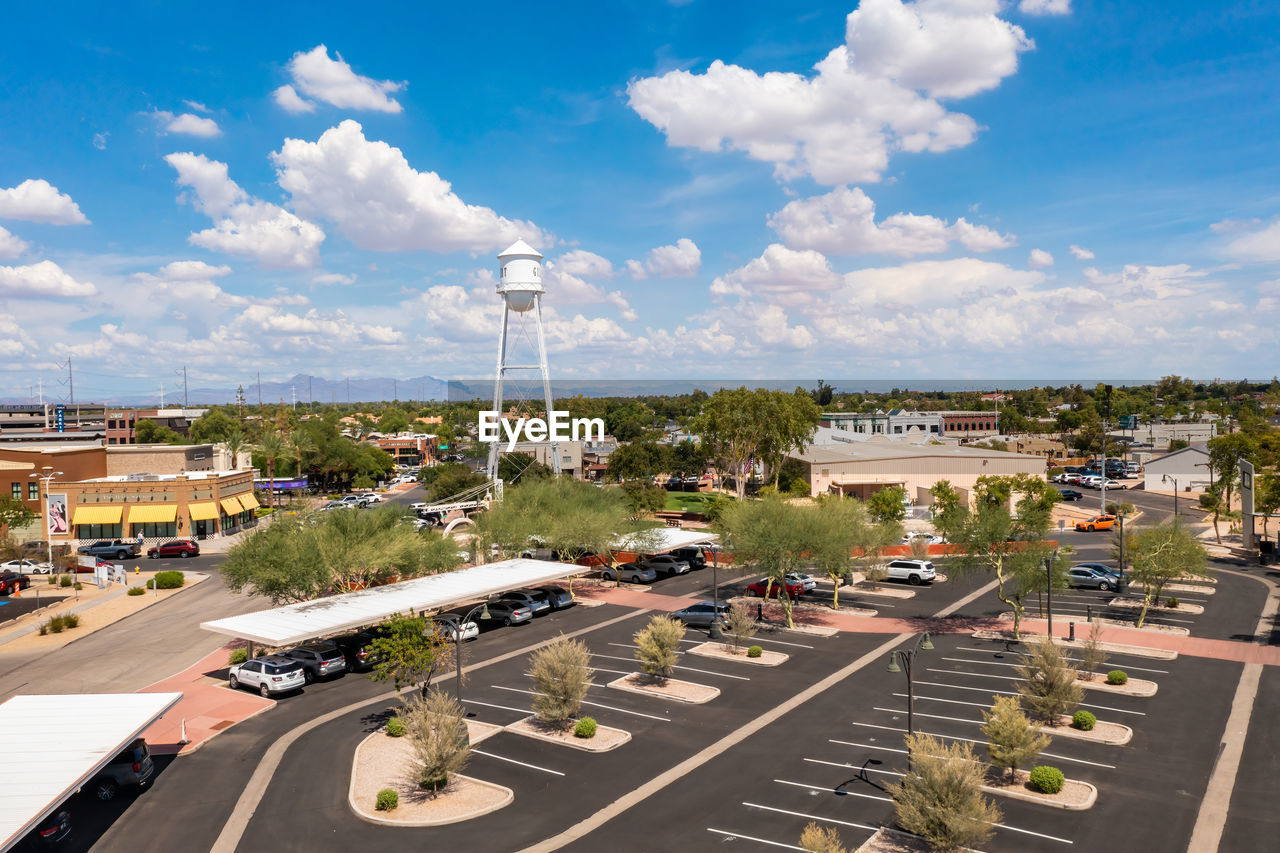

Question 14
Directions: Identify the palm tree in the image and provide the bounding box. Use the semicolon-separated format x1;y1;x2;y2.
256;431;286;508
289;431;316;479
223;430;249;470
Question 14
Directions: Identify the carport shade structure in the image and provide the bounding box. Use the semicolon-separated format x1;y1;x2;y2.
199;558;594;648
0;692;182;851
613;528;719;554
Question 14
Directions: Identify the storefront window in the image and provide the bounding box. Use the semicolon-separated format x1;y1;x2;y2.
131;522;177;539
28;482;38;500
77;523;123;539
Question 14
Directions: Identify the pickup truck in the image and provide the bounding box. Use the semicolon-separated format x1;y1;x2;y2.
77;539;142;560
884;559;936;585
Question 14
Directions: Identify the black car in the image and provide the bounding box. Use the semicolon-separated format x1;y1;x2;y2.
31;808;71;846
1058;489;1084;502
330;631;382;672
668;546;708;569
530;584;575;610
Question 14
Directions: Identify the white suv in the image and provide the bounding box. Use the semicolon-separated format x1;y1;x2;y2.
885;559;937;586
229;655;306;697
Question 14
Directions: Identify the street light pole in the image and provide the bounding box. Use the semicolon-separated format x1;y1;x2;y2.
1163;475;1179;524
887;632;934;773
29;469;63;580
1045;551;1054;639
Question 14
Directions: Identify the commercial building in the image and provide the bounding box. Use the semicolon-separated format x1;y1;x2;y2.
503;441;584;479
370;434;437;467
788;442;1045;505
822;409;1001;440
1142;443;1213;494
105;408;208;445
939;411;1000;439
0;403;106;433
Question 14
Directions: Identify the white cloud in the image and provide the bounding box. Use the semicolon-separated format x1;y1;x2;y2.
157;260;231;280
1019;0;1071;15
165;151;325;269
839;257;1044;310
557;250;614;279
1068;244;1094;260
272;120;546;253
627;0;1030;184
1213;217;1280;262
129;260;245;307
166;113;221;137
625;238;702;278
542;253;637;321
1028;248;1054;267
231;304;403;349
710;244;841;306
0;226;29;260
0;260;97;298
0;179;90;225
768;186;1014;256
1083;263;1210;299
92;132;109;150
312;272;357;286
278;45;404;114
182;100;211;113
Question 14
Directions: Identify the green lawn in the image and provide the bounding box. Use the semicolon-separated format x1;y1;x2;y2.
664;491;733;513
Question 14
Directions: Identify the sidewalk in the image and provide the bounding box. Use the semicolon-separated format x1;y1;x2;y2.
139;643;273;755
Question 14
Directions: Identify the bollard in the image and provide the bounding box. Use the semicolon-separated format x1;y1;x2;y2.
1069;622;1076;642
179;718;190;745
1086;604;1093;621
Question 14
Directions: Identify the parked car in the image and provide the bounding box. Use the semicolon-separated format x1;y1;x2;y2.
638;554;690;577
667;546;708;569
1067;566;1120;591
885;559;937;585
1075;562;1122;580
30;808;71;846
358;493;383;504
784;572;818;592
435;616;480;642
600;562;657;584
532;584;574;610
1099;479;1127;490
228;655;306;697
475;600;533;626
0;558;51;574
77;539;141;560
1063;473;1084;484
283;642;348;683
672;600;731;628
146;539;199;559
497;589;552;616
745;577;807;598
901;531;943;545
87;738;155;801
1079;475;1103;489
1074;514;1117;532
331;631;382;672
0;571;32;595
1057;489;1084;501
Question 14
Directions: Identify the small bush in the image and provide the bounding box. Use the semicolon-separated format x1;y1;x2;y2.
63;613;79;628
1107;669;1128;685
375;788;398;811
634;615;684;682
59;576;72;588
385;717;406;738
146;570;184;590
73;582;82;590
127;586;145;596
1071;710;1096;731
799;821;847;853
529;637;594;726
228;648;248;665
47;615;65;634
574;717;598;739
1165;596;1180;609
47;574;56;585
747;645;763;658
38;623;48;636
1028;765;1065;795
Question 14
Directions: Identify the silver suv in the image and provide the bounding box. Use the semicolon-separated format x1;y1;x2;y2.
88;738;154;801
600;562;657;584
229;655;306;697
283;643;348;683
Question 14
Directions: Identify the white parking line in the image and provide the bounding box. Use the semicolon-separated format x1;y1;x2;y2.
829;738;906;755
492;685;672;722
461;697;532;715
804;757;903;777
706;828;804;850
950;649;1169;674
471;747;565;776
743;802;879;832
610;642;684;655
590;652;750;681
775;778;890;802
896;691;1145;717
674;635;816;650
849;722;1115;768
874;706;979;727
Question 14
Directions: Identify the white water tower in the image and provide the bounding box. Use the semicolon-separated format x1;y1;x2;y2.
487;240;559;483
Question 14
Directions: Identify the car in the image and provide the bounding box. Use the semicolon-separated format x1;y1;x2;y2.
0;558;51;574
331;631;382;672
1067;566;1120;591
358;493;383;504
30;808;71;846
497;589;552;616
784;572;818;592
672;600;732;628
1057;489;1084;501
0;571;32;595
475;599;533;626
1063;473;1084;485
901;531;943;545
146;539;199;559
87;738;155;801
409;501;428;510
885;559;937;585
667;546;708;569
638;554;691;577
1079;475;1103;489
228;654;306;697
600;562;657;584
1074;514;1117;532
532;584;575;610
1050;472;1071;484
1099;479;1127;490
77;539;141;560
435;616;480;642
1075;562;1122;580
283;642;348;682
745;577;807;598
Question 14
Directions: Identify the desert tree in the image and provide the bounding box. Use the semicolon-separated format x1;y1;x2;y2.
889;732;1000;852
528;636;594;728
1016;636;1082;725
634;615;684;682
1078;619;1108;680
1129;523;1208;626
401;688;470;796
722;602;758;653
983;695;1050;783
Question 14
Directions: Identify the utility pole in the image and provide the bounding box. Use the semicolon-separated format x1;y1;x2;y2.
1100;384;1113;512
291;384;296;410
160;382;165;408
257;371;262;406
183;365;189;409
346;378;350;404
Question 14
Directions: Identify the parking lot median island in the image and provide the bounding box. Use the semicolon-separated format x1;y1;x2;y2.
464;719;504;746
1038;715;1133;745
349;731;512;827
607;672;720;704
981;768;1097;810
855;827;983;853
847;579;917;599
686;640;789;666
995;611;1191;636
505;715;631;752
1131;581;1216;596
972;629;1180;660
1077;674;1158;696
1107;597;1206;615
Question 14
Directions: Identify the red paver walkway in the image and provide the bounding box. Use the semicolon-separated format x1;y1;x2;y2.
138;644;272;755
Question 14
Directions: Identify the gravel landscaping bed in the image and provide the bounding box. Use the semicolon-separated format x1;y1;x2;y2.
505;716;631;752
855;827;981;853
1040;715;1133;745
1077;675;1158;696
982;769;1097;810
972;629;1179;660
1107;597;1205;615
686;640;789;666
607;672;720;703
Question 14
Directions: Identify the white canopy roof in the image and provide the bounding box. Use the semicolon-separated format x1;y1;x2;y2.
200;558;591;647
0;692;182;851
614;527;719;554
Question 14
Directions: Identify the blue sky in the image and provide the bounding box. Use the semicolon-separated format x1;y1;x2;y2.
1;0;1278;401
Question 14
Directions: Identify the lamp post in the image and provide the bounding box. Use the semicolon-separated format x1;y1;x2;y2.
1044;548;1059;638
29;469;64;580
1163;475;1179;524
886;632;934;772
709;543;724;639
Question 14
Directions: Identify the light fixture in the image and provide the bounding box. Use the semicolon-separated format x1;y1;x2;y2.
885;654;901;674
920;632;934;651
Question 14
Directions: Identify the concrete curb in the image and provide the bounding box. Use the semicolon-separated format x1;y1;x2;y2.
607;673;719;704
1040;716;1133;745
1077;675;1158;697
971;630;1179;660
685;641;788;666
982;776;1097;811
505;716;631;753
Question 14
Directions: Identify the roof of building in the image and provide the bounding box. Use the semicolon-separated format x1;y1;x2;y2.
78;469;246;483
1140;443;1210;471
791;442;1040;465
614;528;718;554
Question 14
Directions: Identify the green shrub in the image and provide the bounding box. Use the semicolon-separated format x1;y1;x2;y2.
228;648;248;666
747;645;763;658
1071;710;1096;731
127;586;145;596
574;717;598;739
1107;670;1128;685
73;582;82;590
375;788;398;811
146;570;185;590
1028;765;1065;795
385;717;406;738
63;613;79;628
1165;596;1180;609
38;623;48;636
47;574;56;585
59;576;72;588
47;615;65;634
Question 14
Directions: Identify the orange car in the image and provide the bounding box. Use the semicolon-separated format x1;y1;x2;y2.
1075;515;1116;532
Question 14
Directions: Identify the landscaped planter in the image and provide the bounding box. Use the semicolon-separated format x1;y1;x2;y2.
686;641;789;666
1107;597;1205;615
1038;716;1132;745
607;672;720;704
1076;675;1158;697
853;827;982;853
505;716;631;752
982;769;1097;810
971;629;1179;660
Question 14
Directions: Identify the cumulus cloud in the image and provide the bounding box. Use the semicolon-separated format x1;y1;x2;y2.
1083;263;1210;299
1019;0;1071;14
711;244;841;306
627;0;1031;184
129;260;244;307
1068;244;1094;260
625;238;702;278
165;112;221;137
557;250;614;279
275;45;404;114
1213;217;1280;262
0;179;90;225
166;151;325;268
272;120;546;253
232;304;403;349
768;186;1014;256
312;271;357;286
541;253;637;321
0;226;29;260
0;260;97;298
1028;248;1054;267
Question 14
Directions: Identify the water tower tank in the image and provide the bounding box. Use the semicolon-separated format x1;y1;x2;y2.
497;239;544;313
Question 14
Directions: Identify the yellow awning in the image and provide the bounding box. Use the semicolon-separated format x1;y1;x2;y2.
239;493;261;511
219;497;243;516
127;504;177;524
72;505;123;526
188;501;219;521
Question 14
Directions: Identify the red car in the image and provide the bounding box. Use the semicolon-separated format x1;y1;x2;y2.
0;572;32;595
745;577;807;598
146;540;200;559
